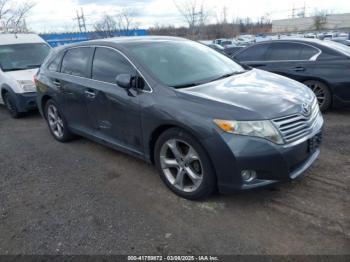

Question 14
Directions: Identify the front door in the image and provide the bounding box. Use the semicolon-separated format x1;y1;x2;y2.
85;47;143;154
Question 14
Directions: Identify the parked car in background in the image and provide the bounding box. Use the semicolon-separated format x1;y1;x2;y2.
35;36;323;199
207;43;225;53
330;39;350;46
0;34;51;118
232;39;350;111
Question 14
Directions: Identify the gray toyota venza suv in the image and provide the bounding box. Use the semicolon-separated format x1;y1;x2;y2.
35;36;323;199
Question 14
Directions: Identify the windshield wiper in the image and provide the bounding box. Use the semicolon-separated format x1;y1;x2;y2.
209;70;247;82
3;67;28;71
172;82;202;89
25;64;41;69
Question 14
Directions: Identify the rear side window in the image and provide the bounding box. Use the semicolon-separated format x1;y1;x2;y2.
266;43;303;61
235;44;269;61
265;42;318;61
92;47;134;84
61;47;93;78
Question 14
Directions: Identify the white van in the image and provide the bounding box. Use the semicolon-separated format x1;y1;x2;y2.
0;34;51;118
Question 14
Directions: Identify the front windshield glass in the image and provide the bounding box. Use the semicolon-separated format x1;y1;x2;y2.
128;41;244;88
321;40;350;57
0;43;50;72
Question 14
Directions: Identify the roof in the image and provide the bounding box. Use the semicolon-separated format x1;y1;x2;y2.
0;33;46;45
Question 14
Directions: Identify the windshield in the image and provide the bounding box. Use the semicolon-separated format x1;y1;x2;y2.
0;43;50;72
128;41;244;88
321;40;350;57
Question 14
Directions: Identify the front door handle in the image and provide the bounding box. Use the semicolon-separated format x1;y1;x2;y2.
291;66;305;72
84;90;96;99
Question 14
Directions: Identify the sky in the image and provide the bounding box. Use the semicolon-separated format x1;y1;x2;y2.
16;0;350;33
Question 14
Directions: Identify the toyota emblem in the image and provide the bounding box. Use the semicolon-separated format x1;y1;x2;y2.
301;103;311;116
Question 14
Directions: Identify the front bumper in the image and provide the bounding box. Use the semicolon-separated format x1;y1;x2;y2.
15;92;37;112
203;128;323;193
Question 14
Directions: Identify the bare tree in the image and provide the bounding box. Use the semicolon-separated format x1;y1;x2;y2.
313;10;328;31
0;0;34;33
116;8;136;32
174;0;209;38
94;14;117;36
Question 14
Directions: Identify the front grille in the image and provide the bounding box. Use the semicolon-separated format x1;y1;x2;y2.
272;99;323;144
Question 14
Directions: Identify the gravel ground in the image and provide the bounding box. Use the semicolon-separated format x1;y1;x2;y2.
0;106;349;255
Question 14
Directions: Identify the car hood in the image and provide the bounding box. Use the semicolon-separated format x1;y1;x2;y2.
4;68;38;81
178;69;315;120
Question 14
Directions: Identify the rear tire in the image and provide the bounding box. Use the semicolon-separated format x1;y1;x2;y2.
304;80;331;112
3;92;22;118
154;128;216;200
44;99;74;142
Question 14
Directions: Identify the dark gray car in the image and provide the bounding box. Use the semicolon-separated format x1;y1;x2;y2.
35;36;323;199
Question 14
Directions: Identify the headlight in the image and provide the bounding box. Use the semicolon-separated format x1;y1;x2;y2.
17;80;36;92
213;119;284;144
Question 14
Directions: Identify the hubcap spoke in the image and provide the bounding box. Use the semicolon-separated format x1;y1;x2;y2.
174;168;186;189
166;139;183;160
183;147;199;164
161;157;179;168
184;166;201;183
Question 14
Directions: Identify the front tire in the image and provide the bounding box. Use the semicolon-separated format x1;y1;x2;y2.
304;80;331;112
44;99;74;142
154;128;216;200
3;92;22;118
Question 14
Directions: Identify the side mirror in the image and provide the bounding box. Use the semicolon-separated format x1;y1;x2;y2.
116;74;132;89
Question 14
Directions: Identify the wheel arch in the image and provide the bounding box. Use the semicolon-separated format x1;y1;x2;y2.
40;95;53;118
148;123;215;170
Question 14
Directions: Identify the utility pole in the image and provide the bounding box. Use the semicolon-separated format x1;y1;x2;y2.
75;8;87;32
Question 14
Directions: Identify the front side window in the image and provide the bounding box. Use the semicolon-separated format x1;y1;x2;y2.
128;41;244;88
235;44;270;61
92;47;134;84
61;47;93;78
0;43;50;72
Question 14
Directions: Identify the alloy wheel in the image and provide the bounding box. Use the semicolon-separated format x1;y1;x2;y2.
306;82;326;108
159;139;203;192
47;104;64;138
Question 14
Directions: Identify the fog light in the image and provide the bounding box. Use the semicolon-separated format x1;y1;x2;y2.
241;170;257;182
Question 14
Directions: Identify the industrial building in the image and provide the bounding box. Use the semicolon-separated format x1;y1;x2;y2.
272;13;350;33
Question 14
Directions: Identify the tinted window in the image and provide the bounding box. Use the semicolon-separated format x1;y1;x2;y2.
235;44;269;61
300;45;319;60
266;43;319;61
61;47;93;78
92;47;134;84
48;53;63;71
0;43;50;72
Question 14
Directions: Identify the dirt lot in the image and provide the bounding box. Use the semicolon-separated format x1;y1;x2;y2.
0;106;349;255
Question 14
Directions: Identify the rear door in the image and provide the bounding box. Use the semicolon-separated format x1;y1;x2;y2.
59;47;94;133
86;47;143;154
262;42;319;82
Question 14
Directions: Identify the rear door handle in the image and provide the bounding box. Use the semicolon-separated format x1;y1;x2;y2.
291;66;305;72
84;89;96;99
52;79;61;87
